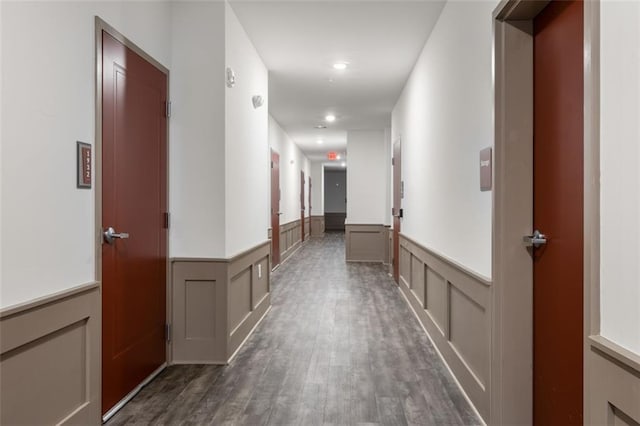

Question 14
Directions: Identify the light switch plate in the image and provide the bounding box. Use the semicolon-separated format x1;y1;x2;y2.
480;147;492;191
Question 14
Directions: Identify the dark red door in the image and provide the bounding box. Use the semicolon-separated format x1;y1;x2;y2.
392;139;402;283
301;171;305;242
271;150;281;268
533;1;584;424
101;32;167;414
309;177;312;217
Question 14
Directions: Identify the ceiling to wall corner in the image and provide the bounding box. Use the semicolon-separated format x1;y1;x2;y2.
229;0;445;163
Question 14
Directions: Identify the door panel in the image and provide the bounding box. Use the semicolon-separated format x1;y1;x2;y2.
271;150;281;268
309;177;312;217
533;1;584;424
301;170;305;242
102;32;167;414
393;139;401;283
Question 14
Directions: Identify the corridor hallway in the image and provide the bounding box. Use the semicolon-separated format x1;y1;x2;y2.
107;233;480;425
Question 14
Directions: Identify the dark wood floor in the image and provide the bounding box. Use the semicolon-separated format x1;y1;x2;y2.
107;232;480;425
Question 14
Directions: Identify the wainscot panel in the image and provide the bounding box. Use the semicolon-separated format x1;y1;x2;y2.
304;217;311;240
279;219;302;263
345;224;387;262
171;241;271;364
383;226;392;265
398;234;491;422
325;212;346;231
0;283;101;425
310;215;325;236
588;336;640;425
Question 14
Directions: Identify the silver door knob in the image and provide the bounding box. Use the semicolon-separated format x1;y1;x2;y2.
523;229;547;248
104;227;130;244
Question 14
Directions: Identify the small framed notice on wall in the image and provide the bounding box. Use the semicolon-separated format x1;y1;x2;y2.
77;141;92;189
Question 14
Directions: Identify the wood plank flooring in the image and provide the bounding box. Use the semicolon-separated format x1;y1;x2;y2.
107;232;481;425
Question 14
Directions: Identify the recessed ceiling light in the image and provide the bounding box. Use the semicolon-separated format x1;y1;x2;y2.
333;62;348;70
317;139;323;145
325;114;336;122
336;155;341;160
314;124;327;129
341;162;346;167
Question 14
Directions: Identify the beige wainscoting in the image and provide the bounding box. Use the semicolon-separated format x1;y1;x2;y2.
0;283;101;425
383;226;391;265
345;224;387;263
588;336;640;425
310;215;325;237
304;217;311;240
171;241;271;364
398;234;491;422
279;219;302;263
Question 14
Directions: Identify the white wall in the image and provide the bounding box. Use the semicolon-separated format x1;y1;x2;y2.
268;116;311;225
599;0;640;355
310;161;324;215
0;0;4;295
170;1;226;258
346;130;388;224
224;3;270;256
391;0;494;278
325;170;347;213
0;1;172;308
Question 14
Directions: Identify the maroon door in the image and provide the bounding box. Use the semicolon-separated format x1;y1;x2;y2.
301;171;305;242
533;1;584;424
309;177;312;217
271;150;281;268
101;32;167;414
392;139;402;283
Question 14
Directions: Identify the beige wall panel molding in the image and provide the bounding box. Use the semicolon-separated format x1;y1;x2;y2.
410;254;426;306
172;262;228;364
227;242;270;357
588;337;640;425
171;241;271;364
279;219;302;262
345;224;387;262
310;216;325;237
0;283;100;425
398;234;491;422
228;269;252;335
252;256;270;309
384;226;392;265
426;267;448;336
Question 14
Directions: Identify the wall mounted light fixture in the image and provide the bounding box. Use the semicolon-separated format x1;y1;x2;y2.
252;95;264;109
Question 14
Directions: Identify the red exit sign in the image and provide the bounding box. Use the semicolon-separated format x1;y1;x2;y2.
327;151;337;160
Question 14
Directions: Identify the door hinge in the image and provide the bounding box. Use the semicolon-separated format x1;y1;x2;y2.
392;157;395;166
163;212;170;229
165;101;172;118
271;161;273;169
165;323;172;343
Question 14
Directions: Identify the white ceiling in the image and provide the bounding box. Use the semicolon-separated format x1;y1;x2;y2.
229;0;446;163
